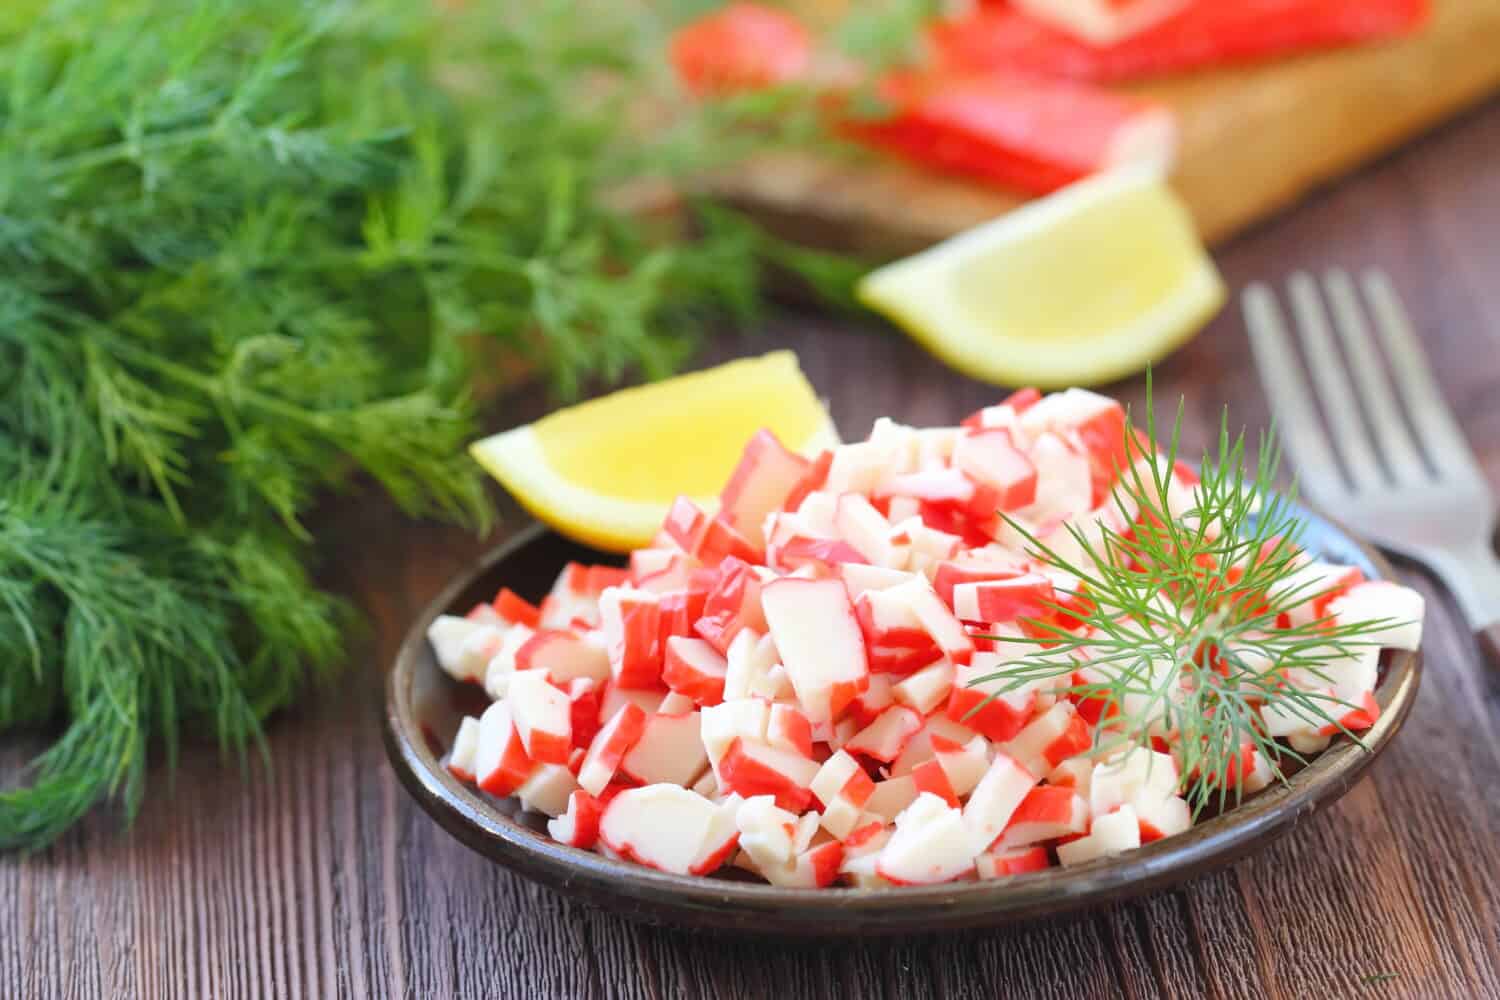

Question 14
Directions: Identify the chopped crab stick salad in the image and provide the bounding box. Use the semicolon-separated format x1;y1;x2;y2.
430;388;1423;888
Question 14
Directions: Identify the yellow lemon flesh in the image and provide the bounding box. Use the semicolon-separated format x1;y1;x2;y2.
471;351;840;552
857;166;1225;389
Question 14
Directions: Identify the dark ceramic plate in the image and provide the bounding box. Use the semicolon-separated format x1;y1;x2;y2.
384;510;1420;936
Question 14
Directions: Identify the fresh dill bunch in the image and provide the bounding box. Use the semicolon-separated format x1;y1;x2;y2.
972;383;1404;816
0;0;852;847
830;0;944;70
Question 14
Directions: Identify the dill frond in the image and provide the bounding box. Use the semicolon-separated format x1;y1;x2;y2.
0;0;850;847
971;378;1403;816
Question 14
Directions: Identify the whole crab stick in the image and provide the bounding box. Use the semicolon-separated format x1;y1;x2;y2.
930;0;1431;84
669;3;1176;195
837;68;1176;194
1010;0;1192;46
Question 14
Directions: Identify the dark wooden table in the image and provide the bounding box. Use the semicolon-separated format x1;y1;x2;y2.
6;100;1500;1000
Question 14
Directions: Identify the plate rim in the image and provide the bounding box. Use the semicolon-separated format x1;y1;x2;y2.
383;513;1421;934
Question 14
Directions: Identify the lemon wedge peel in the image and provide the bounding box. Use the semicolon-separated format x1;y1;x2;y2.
857;166;1226;389
470;351;840;553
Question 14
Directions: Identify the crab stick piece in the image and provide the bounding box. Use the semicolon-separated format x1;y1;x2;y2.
931;0;1429;85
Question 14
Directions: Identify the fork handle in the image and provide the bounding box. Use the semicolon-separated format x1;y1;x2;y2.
1423;547;1500;659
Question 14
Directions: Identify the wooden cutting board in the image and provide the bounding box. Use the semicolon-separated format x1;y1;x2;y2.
711;0;1500;256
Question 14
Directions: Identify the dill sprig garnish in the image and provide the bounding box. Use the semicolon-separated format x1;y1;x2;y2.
0;0;853;848
973;382;1403;815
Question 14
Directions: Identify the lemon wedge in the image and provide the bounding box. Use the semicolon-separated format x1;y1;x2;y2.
857;166;1225;388
471;351;840;552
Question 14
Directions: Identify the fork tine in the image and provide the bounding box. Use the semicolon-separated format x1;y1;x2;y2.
1242;282;1348;505
1361;270;1484;486
1321;270;1429;485
1285;272;1385;491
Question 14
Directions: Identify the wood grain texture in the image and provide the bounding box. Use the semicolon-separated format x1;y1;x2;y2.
716;0;1500;257
4;98;1500;1000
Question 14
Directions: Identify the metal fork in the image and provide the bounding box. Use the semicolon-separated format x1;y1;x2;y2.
1243;269;1500;662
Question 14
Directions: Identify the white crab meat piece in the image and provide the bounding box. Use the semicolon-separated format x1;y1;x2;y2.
427;615;506;684
599;785;742;876
1056;804;1144;866
875;793;978;885
1329;581;1424;651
